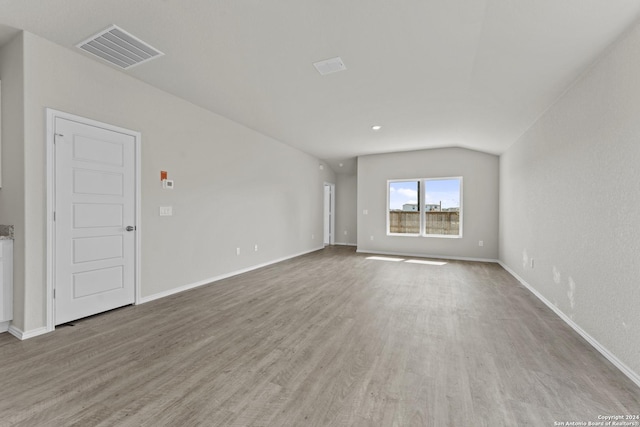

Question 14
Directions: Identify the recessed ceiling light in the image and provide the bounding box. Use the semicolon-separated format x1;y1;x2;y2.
371;125;382;131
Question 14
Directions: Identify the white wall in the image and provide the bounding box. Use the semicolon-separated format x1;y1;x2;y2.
8;31;334;334
500;21;640;380
335;174;357;246
0;33;25;330
357;148;499;260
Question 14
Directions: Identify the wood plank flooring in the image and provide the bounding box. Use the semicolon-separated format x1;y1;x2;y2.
0;246;638;426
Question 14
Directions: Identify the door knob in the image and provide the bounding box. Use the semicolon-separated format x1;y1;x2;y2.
126;226;136;232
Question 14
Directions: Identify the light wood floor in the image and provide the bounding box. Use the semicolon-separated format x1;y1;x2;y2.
0;246;638;426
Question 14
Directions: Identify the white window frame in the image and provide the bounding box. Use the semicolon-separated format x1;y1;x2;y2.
387;178;422;237
387;177;463;238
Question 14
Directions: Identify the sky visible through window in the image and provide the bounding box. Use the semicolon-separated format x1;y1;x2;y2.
389;179;460;210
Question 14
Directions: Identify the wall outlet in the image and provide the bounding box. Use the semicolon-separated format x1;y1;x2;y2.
254;244;258;252
344;230;348;235
479;240;484;247
311;234;315;240
363;209;369;215
159;206;173;216
370;235;374;241
236;247;241;256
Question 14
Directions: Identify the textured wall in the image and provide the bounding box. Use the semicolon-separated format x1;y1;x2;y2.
12;31;333;333
335;174;357;245
357;148;499;260
500;20;640;379
0;34;25;330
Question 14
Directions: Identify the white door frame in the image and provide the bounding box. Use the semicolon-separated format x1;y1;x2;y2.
45;108;142;332
323;182;335;246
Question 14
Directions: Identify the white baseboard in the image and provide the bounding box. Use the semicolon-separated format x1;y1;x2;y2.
357;249;498;263
334;242;357;247
8;325;49;340
5;248;325;339
139;247;324;304
498;261;640;389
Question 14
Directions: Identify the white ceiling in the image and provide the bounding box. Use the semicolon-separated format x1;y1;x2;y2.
1;0;640;174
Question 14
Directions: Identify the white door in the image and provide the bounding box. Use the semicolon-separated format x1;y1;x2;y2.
324;183;334;246
54;117;136;325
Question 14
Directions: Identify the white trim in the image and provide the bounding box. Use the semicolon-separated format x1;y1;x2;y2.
0;321;9;333
134;124;142;306
45;111;55;333
0;81;2;187
46;108;142;332
498;261;640;390
8;325;49;340
323;182;336;246
386;176;463;238
334;242;357;247
356;249;497;263
139;247;324;304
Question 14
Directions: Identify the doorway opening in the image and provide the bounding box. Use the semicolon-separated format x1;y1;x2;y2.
324;182;335;246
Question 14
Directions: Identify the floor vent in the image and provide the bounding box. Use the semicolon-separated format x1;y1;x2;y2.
77;25;164;70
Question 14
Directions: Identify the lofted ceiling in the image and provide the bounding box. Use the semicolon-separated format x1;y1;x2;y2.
1;1;640;174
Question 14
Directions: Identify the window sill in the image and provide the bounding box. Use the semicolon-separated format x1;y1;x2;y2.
387;233;463;239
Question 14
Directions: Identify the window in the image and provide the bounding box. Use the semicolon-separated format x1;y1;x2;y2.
388;180;420;234
387;177;462;237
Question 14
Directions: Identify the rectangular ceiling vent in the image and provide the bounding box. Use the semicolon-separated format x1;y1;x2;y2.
77;25;164;70
313;57;346;76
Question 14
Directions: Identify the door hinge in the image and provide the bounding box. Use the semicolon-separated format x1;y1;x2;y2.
53;289;56;299
53;211;56;221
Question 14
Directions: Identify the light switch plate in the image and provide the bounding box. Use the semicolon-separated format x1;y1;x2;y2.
159;206;173;216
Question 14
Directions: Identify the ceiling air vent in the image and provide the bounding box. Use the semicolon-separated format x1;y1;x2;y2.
77;25;164;70
313;57;346;75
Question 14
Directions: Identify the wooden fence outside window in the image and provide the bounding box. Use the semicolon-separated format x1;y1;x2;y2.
389;211;460;235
